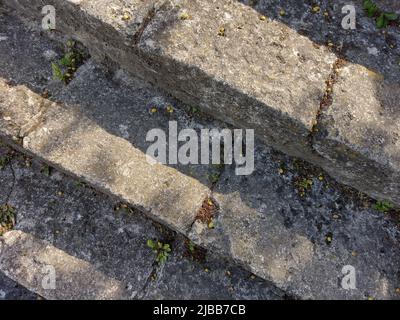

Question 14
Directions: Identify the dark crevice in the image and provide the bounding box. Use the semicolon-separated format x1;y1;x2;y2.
134;230;177;299
308;57;347;144
132;6;157;46
5;160;15;205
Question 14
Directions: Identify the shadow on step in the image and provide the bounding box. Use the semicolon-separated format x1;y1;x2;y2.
1;7;400;299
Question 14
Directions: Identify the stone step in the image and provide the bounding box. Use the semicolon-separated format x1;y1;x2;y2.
0;144;283;300
0;231;132;300
3;0;400;206
0;269;39;300
1;13;400;299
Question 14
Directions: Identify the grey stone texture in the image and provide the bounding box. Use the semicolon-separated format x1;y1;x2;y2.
0;142;283;300
1;11;400;300
1;230;133;300
314;64;400;205
4;0;400;206
0;271;39;300
192;145;400;299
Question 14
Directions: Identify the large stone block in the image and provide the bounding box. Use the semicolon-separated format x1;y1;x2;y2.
314;64;400;204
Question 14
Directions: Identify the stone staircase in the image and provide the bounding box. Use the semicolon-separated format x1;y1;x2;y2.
3;0;400;205
0;142;284;300
1;1;400;299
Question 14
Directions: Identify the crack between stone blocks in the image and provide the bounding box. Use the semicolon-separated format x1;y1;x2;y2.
131;6;158;46
134;229;177;299
5;161;16;205
308;57;347;145
133;260;159;299
188;163;225;232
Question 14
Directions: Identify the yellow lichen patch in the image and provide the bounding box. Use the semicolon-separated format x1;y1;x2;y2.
312;6;320;13
218;27;226;37
166;105;174;113
259;15;267;21
180;12;191;20
279;9;286;16
122;12;131;21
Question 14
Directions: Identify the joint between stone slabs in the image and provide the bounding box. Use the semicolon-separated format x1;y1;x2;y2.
308;57;347;143
4;160;16;205
135;231;177;299
131;2;164;46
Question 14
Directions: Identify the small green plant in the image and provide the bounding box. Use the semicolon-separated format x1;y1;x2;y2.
363;0;398;28
51;40;87;84
0;204;16;236
209;172;220;184
41;164;51;176
0;154;11;170
376;12;398;28
147;239;172;264
363;0;379;17
374;200;393;213
187;241;195;253
299;178;313;189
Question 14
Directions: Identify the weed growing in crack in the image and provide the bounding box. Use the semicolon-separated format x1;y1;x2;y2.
41;164;51;177
147;239;172;264
0;204;16;236
183;238;207;262
52;40;88;84
374;200;394;213
363;0;399;28
0;154;11;170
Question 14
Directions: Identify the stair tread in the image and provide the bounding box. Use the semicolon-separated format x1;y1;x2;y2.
0;144;283;300
3;0;400;205
1;13;400;300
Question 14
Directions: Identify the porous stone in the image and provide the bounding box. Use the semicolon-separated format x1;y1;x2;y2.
0;136;284;300
141;237;285;300
0;231;131;300
4;0;400;206
138;0;336;159
314;63;400;204
189;145;400;299
0;271;38;300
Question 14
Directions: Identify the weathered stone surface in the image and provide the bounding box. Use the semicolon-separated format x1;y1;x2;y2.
2;0;155;79
0;231;132;300
142;238;285;300
189;145;400;299
0;11;60;140
21;93;208;232
376;1;400;12
1;14;400;299
0;271;39;300
0;11;59;91
243;0;400;83
138;0;336;159
0;79;53;140
0;141;284;300
5;0;400;206
3;0;337;160
314;63;400;204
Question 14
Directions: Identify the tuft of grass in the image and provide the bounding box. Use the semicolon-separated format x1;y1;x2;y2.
147;239;172;264
41;164;51;177
374;200;393;213
363;0;398;28
0;204;16;236
0;154;11;170
51;40;88;84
